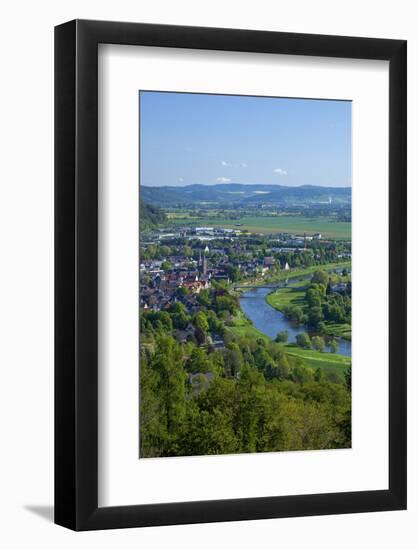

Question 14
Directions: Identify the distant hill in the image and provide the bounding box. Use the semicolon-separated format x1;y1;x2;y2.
141;183;351;208
139;202;167;230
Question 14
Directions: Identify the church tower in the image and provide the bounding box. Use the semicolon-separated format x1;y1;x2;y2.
198;245;208;275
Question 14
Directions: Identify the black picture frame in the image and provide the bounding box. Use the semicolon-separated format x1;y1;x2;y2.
55;19;407;531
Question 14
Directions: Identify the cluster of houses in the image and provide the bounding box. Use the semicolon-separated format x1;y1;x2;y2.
140;247;294;315
140;226;351;314
140;248;231;313
140;248;229;358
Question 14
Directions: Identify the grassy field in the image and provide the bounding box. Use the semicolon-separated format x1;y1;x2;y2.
266;283;306;309
168;213;351;240
322;322;351;340
226;311;269;342
283;344;351;382
226;324;269;342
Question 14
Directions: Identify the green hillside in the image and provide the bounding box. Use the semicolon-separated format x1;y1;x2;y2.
139;202;166;231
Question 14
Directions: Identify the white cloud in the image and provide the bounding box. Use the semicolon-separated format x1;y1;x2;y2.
274;168;288;176
216;177;232;183
221;160;248;168
178;177;184;183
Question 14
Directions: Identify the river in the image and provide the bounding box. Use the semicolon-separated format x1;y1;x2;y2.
240;284;352;357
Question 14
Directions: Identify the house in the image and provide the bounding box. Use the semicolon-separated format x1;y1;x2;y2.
174;325;195;344
181;294;201;313
331;282;348;294
182;280;210;294
213;273;230;284
210;333;225;350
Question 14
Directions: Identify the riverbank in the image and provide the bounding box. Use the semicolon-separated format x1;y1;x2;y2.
226;313;350;383
265;268;351;341
226;310;269;342
238;284;352;356
233;260;352;292
266;289;351;340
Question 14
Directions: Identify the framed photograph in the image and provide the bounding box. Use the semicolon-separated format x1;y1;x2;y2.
55;20;406;530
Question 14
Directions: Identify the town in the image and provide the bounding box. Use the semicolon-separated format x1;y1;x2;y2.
140;225;351;316
139;220;352;458
138;91;352;459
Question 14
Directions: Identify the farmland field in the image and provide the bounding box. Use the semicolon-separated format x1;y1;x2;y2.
167;213;351;239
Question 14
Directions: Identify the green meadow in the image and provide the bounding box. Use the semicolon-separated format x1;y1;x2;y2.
226;310;269;342
266;282;306;309
283;344;351;382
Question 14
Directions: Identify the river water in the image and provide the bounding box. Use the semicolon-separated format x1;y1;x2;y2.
240;285;352;357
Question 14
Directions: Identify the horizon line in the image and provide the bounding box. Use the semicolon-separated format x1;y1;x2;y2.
141;182;352;189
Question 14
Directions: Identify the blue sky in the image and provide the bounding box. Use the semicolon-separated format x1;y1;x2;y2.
140;91;351;188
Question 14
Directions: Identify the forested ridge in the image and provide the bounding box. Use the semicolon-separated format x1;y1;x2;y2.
141;183;351;208
139;202;167;231
140;285;351;458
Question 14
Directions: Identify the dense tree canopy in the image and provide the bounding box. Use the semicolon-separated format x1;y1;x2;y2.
140;286;351;458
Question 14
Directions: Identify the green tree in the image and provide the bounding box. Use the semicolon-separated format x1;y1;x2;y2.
283;305;304;323
306;286;322;308
197;289;211;307
183;245;193;257
169;302;190;330
144;335;188;455
311;335;325;352
176;285;190;297
194;311;209;333
179;385;239;456
275;330;289;343
329;339;339;353
206;310;223;335
224;343;244;377
292;364;314;384
215;294;238;315
311;270;330;286
344;366;352;391
227;265;241;283
308;306;324;328
314;368;324;382
159;245;172;257
296;332;311;349
139;356;167;458
187;347;210;373
254;346;276;379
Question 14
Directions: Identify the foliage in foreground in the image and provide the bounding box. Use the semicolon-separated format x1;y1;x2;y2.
140;330;351;458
